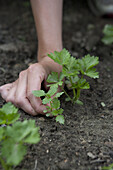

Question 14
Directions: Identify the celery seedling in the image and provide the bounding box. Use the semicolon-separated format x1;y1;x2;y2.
48;48;99;105
102;24;113;45
33;49;99;124
0;102;19;125
33;84;64;124
0;103;40;170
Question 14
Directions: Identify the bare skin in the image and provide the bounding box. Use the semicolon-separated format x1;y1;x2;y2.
0;0;63;115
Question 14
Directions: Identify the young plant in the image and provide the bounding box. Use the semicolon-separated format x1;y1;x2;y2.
0;102;19;126
33;84;64;124
102;24;113;45
0;103;40;170
47;48;99;105
33;49;99;124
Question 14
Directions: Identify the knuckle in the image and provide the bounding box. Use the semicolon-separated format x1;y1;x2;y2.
34;107;43;115
15;97;23;106
6;97;14;104
19;71;26;79
28;64;36;72
27;91;33;99
12;82;15;87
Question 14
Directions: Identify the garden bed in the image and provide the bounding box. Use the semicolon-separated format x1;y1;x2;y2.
0;0;113;169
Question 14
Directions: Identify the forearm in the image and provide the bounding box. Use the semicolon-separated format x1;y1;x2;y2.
30;0;63;61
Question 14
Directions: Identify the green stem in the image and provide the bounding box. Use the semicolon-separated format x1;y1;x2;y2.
73;88;76;101
60;86;73;103
69;77;76;102
76;88;80;100
50;101;53;112
0;156;12;170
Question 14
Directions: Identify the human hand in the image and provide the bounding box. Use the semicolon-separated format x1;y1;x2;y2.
0;56;62;115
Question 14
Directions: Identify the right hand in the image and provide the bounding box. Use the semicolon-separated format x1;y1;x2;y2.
0;56;62;116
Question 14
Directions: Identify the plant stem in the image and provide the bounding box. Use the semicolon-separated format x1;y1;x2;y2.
73;88;76;101
69;77;76;102
60;86;73;103
76;88;80;100
50;101;53;112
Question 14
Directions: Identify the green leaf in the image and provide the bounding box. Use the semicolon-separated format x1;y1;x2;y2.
32;90;45;97
57;81;63;86
103;24;113;36
47;72;59;83
62;56;79;77
84;68;99;79
55;115;64;124
57;108;64;115
73;78;90;89
43;110;47;113
65;80;71;85
46;113;50;117
63;66;79;77
51;110;59;116
102;36;113;45
77;55;99;74
47;84;58;96
46;106;50;109
0;103;19;125
1;139;27;166
76;100;83;105
42;97;52;104
65;97;71;102
51;98;60;109
55;92;64;98
66;56;79;71
82;54;99;71
77;59;85;74
59;72;65;81
1;114;20;125
5;120;40;144
24;128;40;144
51;108;64;116
0;102;18;115
102;25;113;45
78;79;90;89
48;48;71;65
71;76;80;84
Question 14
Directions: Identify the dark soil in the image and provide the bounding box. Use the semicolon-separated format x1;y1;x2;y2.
0;0;113;170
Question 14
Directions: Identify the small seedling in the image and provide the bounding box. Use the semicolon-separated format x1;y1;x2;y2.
33;49;99;124
47;49;99;104
0;102;19;126
0;103;40;170
102;24;113;45
33;84;64;124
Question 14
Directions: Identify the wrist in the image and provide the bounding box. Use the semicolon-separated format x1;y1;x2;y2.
37;42;62;62
39;56;62;75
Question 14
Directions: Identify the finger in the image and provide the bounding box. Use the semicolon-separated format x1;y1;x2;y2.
6;83;18;106
15;70;37;116
0;83;13;99
27;64;46;114
0;83;12;91
6;80;19;106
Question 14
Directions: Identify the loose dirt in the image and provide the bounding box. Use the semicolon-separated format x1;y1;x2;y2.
0;1;113;170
